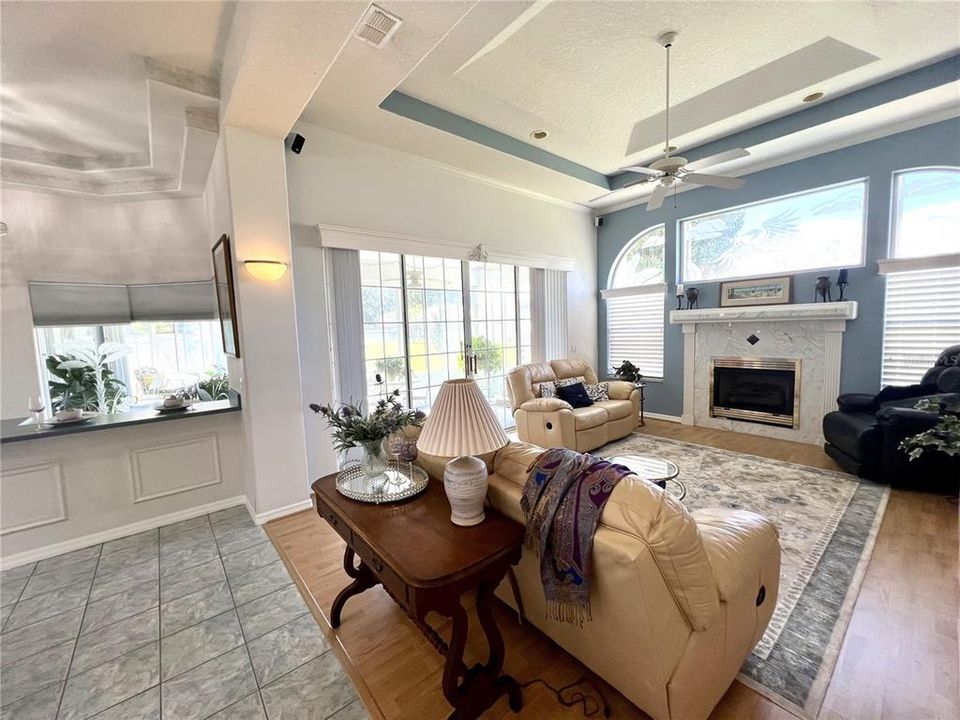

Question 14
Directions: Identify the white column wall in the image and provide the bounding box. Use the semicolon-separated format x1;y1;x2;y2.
222;126;311;520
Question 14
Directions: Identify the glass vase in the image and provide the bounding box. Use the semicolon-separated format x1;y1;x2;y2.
359;439;389;494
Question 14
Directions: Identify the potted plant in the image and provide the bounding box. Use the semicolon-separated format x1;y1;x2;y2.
612;360;643;385
46;342;129;414
310;390;426;483
900;398;960;460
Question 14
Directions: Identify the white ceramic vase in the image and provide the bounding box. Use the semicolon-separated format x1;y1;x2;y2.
442;455;488;526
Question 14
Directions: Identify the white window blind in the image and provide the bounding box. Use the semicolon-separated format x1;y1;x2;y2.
881;267;960;386
605;290;665;379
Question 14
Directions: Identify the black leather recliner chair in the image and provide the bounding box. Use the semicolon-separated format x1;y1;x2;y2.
823;345;960;487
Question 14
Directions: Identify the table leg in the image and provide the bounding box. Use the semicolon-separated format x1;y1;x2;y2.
476;583;523;713
330;547;378;629
438;584;522;720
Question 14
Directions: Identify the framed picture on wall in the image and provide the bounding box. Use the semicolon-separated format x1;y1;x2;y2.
719;276;792;307
212;234;240;357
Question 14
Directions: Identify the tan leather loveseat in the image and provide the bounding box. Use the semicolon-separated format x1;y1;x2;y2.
417;442;781;720
507;359;640;452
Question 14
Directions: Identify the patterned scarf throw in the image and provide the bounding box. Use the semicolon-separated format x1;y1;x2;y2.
521;448;632;625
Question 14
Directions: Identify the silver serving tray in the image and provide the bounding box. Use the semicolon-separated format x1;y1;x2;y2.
335;461;428;504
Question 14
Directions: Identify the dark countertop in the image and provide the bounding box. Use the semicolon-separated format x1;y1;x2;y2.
1;393;242;444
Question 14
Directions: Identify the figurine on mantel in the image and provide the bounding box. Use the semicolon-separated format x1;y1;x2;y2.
836;268;849;301
814;275;832;302
685;287;700;310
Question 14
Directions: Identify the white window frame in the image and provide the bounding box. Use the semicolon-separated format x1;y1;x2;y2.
678;178;869;283
880;166;960;386
602;224;666;380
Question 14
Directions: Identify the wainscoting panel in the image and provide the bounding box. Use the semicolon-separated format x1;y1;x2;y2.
131;434;222;503
0;462;67;534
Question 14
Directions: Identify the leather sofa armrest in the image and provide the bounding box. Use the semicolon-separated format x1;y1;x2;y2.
519;397;573;412
607;380;637;401
691;508;780;603
876;406;941;433
836;393;877;413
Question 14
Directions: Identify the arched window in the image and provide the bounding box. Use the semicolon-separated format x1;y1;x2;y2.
602;225;666;379
881;167;960;385
609;225;665;288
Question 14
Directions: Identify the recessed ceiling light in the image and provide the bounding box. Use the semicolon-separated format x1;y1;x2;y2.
530;130;548;140
802;91;825;103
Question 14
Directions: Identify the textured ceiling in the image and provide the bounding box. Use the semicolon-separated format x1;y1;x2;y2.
398;0;960;173
0;1;233;197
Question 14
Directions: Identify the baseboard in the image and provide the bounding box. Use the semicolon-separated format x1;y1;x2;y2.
0;495;250;571
644;412;683;423
252;497;315;525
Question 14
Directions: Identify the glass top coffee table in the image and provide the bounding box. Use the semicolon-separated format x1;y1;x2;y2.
607;454;686;501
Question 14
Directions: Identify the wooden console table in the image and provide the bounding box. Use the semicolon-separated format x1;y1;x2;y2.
312;473;525;720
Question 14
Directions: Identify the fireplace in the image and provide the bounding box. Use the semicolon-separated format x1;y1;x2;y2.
710;357;801;428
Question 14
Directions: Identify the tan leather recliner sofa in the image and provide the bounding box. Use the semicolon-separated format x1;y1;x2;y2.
417;442;781;720
507;359;640;452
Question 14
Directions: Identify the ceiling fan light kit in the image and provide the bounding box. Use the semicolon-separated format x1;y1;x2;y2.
605;30;750;210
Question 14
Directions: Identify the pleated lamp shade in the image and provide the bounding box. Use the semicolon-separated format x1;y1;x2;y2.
416;379;510;457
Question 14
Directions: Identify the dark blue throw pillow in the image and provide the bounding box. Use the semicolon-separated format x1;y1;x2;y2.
557;381;593;408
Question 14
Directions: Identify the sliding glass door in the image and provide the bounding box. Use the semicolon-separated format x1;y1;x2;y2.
403;255;465;413
358;251;530;428
465;262;532;427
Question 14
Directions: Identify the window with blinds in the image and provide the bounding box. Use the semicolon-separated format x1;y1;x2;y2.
604;225;665;379
880;167;960;386
881;267;960;386
605;290;665;378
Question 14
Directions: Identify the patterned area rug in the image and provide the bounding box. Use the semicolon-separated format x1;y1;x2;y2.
601;433;889;719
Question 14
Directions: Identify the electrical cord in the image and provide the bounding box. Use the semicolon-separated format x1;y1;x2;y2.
519;674;612;718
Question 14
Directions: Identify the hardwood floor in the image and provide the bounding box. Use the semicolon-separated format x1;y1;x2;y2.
266;420;959;720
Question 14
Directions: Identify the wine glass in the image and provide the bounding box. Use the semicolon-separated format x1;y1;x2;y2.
27;396;45;431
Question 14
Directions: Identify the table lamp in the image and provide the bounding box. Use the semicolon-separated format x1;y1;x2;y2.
416;379;510;526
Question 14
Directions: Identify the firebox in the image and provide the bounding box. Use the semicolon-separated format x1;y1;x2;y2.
709;357;801;428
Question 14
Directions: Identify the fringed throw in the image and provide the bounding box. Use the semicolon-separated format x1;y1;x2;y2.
521;448;632;625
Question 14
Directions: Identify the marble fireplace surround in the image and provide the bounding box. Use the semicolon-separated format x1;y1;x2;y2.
669;302;859;445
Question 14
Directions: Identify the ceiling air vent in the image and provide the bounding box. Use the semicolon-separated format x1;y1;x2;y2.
355;4;402;48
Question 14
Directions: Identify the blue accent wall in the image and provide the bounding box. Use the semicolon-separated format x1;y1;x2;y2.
597;118;960;417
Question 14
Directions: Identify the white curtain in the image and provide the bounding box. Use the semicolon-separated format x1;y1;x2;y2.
543;269;568;361
529;269;546;362
324;248;367;411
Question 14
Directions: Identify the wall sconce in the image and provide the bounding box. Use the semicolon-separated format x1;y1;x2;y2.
243;260;288;282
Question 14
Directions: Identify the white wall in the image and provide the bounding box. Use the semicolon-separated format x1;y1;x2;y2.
286;124;598;360
1;412;246;566
0;188;217;419
285;124;598;477
221;126;311;518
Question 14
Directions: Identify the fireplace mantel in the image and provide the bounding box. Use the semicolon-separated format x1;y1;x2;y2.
669;301;857;325
672;301;857;445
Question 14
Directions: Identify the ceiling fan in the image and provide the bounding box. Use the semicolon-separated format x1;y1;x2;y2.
605;31;750;210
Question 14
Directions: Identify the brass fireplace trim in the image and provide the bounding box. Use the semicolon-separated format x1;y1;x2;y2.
709;356;802;429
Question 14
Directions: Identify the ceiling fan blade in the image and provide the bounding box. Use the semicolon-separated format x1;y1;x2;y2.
647;184;668;211
589;176;657;202
623;176;656;189
685;148;750;172
684;172;745;190
620;165;662;176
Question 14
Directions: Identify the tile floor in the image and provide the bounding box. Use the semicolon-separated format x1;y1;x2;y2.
0;506;367;720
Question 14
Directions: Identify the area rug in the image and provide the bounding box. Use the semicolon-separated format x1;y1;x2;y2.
601;433;889;719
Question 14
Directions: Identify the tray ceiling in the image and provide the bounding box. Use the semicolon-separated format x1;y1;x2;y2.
398;0;960;174
0;1;233;197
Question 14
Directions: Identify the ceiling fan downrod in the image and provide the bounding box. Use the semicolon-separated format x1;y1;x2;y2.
659;31;677;159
